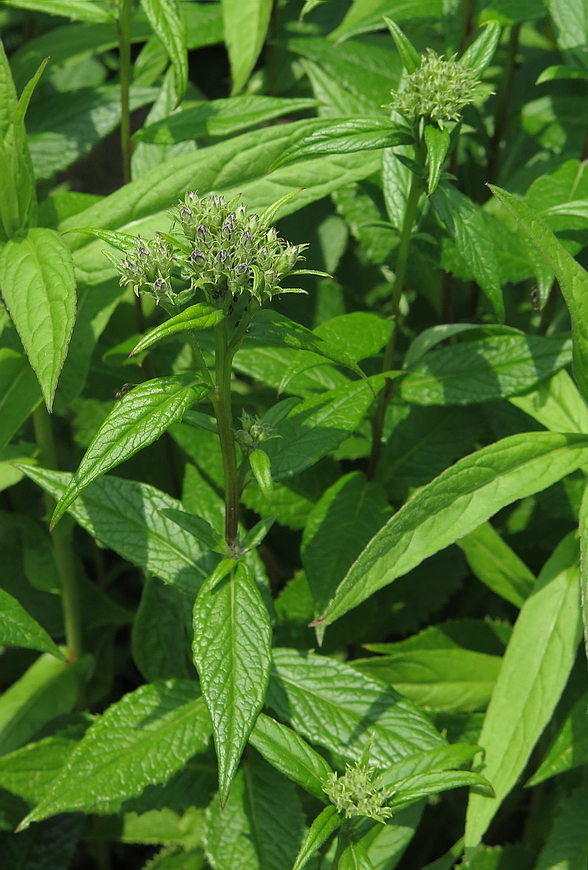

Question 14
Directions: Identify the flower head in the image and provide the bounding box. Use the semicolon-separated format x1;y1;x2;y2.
389;50;481;127
322;762;395;822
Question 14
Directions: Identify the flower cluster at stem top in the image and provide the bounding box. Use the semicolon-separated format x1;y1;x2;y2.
234;412;279;456
389;49;481;128
322;763;395;823
113;192;308;310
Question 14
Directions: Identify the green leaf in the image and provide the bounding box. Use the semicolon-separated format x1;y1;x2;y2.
456;522;536;607
431;183;504;322
339;840;375;870
0;349;41;451
465;533;583;854
292;805;342;870
0;653;86;757
249;449;273;501
129;305;224;356
270;118;411;170
266;649;443;767
18;680;211;827
160;508;223;552
0;0;112;22
388;769;493;812
383;17;420;73
400;333;572;406
192;561;272;804
222;0;273;94
51;376;209;528
301;472;391;623
536;64;588;83
0;228;76;410
380;743;481;785
205;755;304;870
0;587;65;660
510;369;588;434
318;432;588;626
132;576;191;682
352;648;502;713
140;0;188;100
330;0;443;43
528;691;588;785
459;22;501;73
265;376;387;480
137;95;319;144
249;712;334;801
424;125;450;194
533;780;588;870
546;0;588;67
19;467;212;593
490;184;588;402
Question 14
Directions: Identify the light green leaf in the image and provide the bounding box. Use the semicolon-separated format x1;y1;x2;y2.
140;0;188;100
0;228;76;410
192;561;272;804
222;0;273;94
249;449;273;501
302;472;391;623
0;654;86;757
360;803;423;870
352;647;502;713
459;21;501;73
249;712;334;801
129;305;224;356
270;118;411;170
330;0;443;43
546;0;588;68
465;533;583;854
510;369;588;434
489;184;588;402
0;348;41;451
0;588;65;660
205;756;304;870
456;522;536;607
533;780;588;870
383;17;420;73
424;125;450;194
160;508;222;552
265;375;388;480
388;769;493;812
0;0;112;22
339;840;375;870
536;63;588;83
380;743;481;785
431;183;504;322
292;805;342;870
137;95;319;144
267;649;443;768
19;467;212;592
51;377;209;528
319;432;588;626
18;680;211;827
528;691;588;785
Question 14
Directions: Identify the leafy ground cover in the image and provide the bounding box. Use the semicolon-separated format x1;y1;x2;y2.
0;1;588;868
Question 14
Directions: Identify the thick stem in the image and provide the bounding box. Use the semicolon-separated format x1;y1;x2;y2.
367;170;422;479
33;405;83;663
487;23;521;186
117;0;133;185
212;321;240;548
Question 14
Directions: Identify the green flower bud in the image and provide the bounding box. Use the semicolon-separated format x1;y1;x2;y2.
322;762;395;822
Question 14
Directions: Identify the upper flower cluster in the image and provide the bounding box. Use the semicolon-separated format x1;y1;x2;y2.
111;191;308;310
389;49;481;127
322;762;394;822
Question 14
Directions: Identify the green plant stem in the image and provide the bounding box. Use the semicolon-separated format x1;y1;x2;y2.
487;23;521;186
212;320;240;547
33;405;83;663
367;170;422;479
117;0;133;185
459;0;475;54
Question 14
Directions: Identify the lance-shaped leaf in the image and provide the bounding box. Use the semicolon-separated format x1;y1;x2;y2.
193;561;272;804
0;227;76;410
140;0;188;100
0;588;65;660
318;432;588;626
459;21;501;73
528;691;588;785
129;305;224;356
490;184;588;402
270;117;412;170
384;17;420;73
1;0;112;23
51;376;209;528
222;0;273;94
465;533;583;854
249;713;334;801
424;125;450;194
18;680;211;827
387;769;493;812
246;309;366;379
292;806;342;870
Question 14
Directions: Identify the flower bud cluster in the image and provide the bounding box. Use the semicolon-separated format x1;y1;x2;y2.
322;763;394;822
234;411;279;455
172;192;308;308
113;235;176;304
389;49;480;127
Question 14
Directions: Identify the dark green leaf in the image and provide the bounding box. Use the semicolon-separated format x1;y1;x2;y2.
528;691;588;785
0;587;65;660
292;805;342;870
